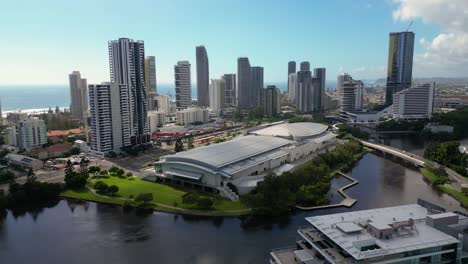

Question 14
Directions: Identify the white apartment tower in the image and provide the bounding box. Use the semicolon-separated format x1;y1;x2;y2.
10;117;48;150
88;83;131;154
209;79;226;113
340;79;364;112
69;71;88;121
108;38;150;145
174;61;192;109
148;110;165;133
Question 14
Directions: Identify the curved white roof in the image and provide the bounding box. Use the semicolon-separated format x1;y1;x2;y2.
251;122;328;141
163;135;293;170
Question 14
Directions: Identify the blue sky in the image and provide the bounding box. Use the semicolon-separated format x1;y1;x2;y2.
0;0;449;85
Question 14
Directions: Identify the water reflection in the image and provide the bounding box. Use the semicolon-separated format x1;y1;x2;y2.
0;153;466;264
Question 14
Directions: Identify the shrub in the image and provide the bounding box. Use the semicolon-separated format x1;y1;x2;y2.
135;193;153;205
196;198;213;209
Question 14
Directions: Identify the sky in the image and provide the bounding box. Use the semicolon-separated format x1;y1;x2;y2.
0;0;467;85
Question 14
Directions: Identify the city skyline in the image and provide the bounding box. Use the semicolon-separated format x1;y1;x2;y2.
1;0;467;85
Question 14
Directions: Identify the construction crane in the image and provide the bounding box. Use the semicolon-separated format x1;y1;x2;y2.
406;20;413;32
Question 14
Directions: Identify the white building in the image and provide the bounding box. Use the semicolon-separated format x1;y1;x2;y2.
176;107;209;126
393;83;434;120
8;117;47;150
209;78;225;113
341;79;363;112
148;110;165;133
288;73;297;105
69;71;88;121
174;60;191;109
156;122;337;200
88;82;131;154
271;204;468;264
336;73;352;99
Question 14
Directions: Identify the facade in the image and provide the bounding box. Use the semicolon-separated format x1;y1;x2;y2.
393;83;434;120
196;45;209;107
288;73;297;105
6;112;28;125
314;68;326;111
259;85;281;117
336;73;352;98
288;61;296;75
175;107;209;126
251;66;264;106
209;79;226;113
144;56;157;94
156;122;337;199
108;38;150;145
148;110;165;133
300;61;310;71
156;94;170;114
69;71;88;121
88;82;131;154
174;60;192;109
271;204;468;264
386;31;415;105
296;65;321;113
9;117;47;151
237;57;251;109
341;79;364;112
222;74;236;108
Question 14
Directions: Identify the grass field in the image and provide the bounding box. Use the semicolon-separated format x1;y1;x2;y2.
438;185;468;207
420;168;440;184
61;176;248;214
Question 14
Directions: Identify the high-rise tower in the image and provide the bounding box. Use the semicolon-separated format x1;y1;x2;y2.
196;46;209;107
237;57;251;109
108;38;149;145
174;61;192;109
386;31;415;105
69;71;88;121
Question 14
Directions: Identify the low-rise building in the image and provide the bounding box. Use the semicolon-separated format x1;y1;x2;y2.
176;107;209;126
4;153;43;170
30;143;73;160
271;204;468;264
155;122;337;199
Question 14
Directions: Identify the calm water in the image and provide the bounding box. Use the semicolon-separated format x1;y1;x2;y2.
0;153;464;264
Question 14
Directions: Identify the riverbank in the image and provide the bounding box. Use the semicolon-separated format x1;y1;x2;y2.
61;176;250;217
420;168;468;207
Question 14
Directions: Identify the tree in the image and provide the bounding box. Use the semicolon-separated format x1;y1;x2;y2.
116;168;125;177
125;172;133;177
135;193;153;205
107;185;119;196
79;158;89;178
174;138;184;152
94;181;108;194
0;171;15;184
69;147;80;155
88;166;101;177
196;197;213;209
65;160;74;176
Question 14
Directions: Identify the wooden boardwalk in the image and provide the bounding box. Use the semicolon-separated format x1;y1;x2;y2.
296;171;358;211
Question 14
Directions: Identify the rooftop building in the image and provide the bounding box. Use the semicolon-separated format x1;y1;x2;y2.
271;204;468;264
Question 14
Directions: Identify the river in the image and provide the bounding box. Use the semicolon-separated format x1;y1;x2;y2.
0;152;465;264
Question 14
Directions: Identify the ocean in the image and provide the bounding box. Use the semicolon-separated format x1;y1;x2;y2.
0;81;336;113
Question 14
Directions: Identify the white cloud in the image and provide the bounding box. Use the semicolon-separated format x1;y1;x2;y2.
392;0;468;77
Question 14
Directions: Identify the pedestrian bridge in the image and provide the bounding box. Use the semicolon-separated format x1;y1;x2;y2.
358;139;426;167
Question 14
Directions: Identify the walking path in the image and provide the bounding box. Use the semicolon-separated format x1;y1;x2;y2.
296;171;358;211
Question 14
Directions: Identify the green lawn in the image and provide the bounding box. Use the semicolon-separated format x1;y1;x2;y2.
438;185;468;207
420;168;439;183
61;176;248;214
